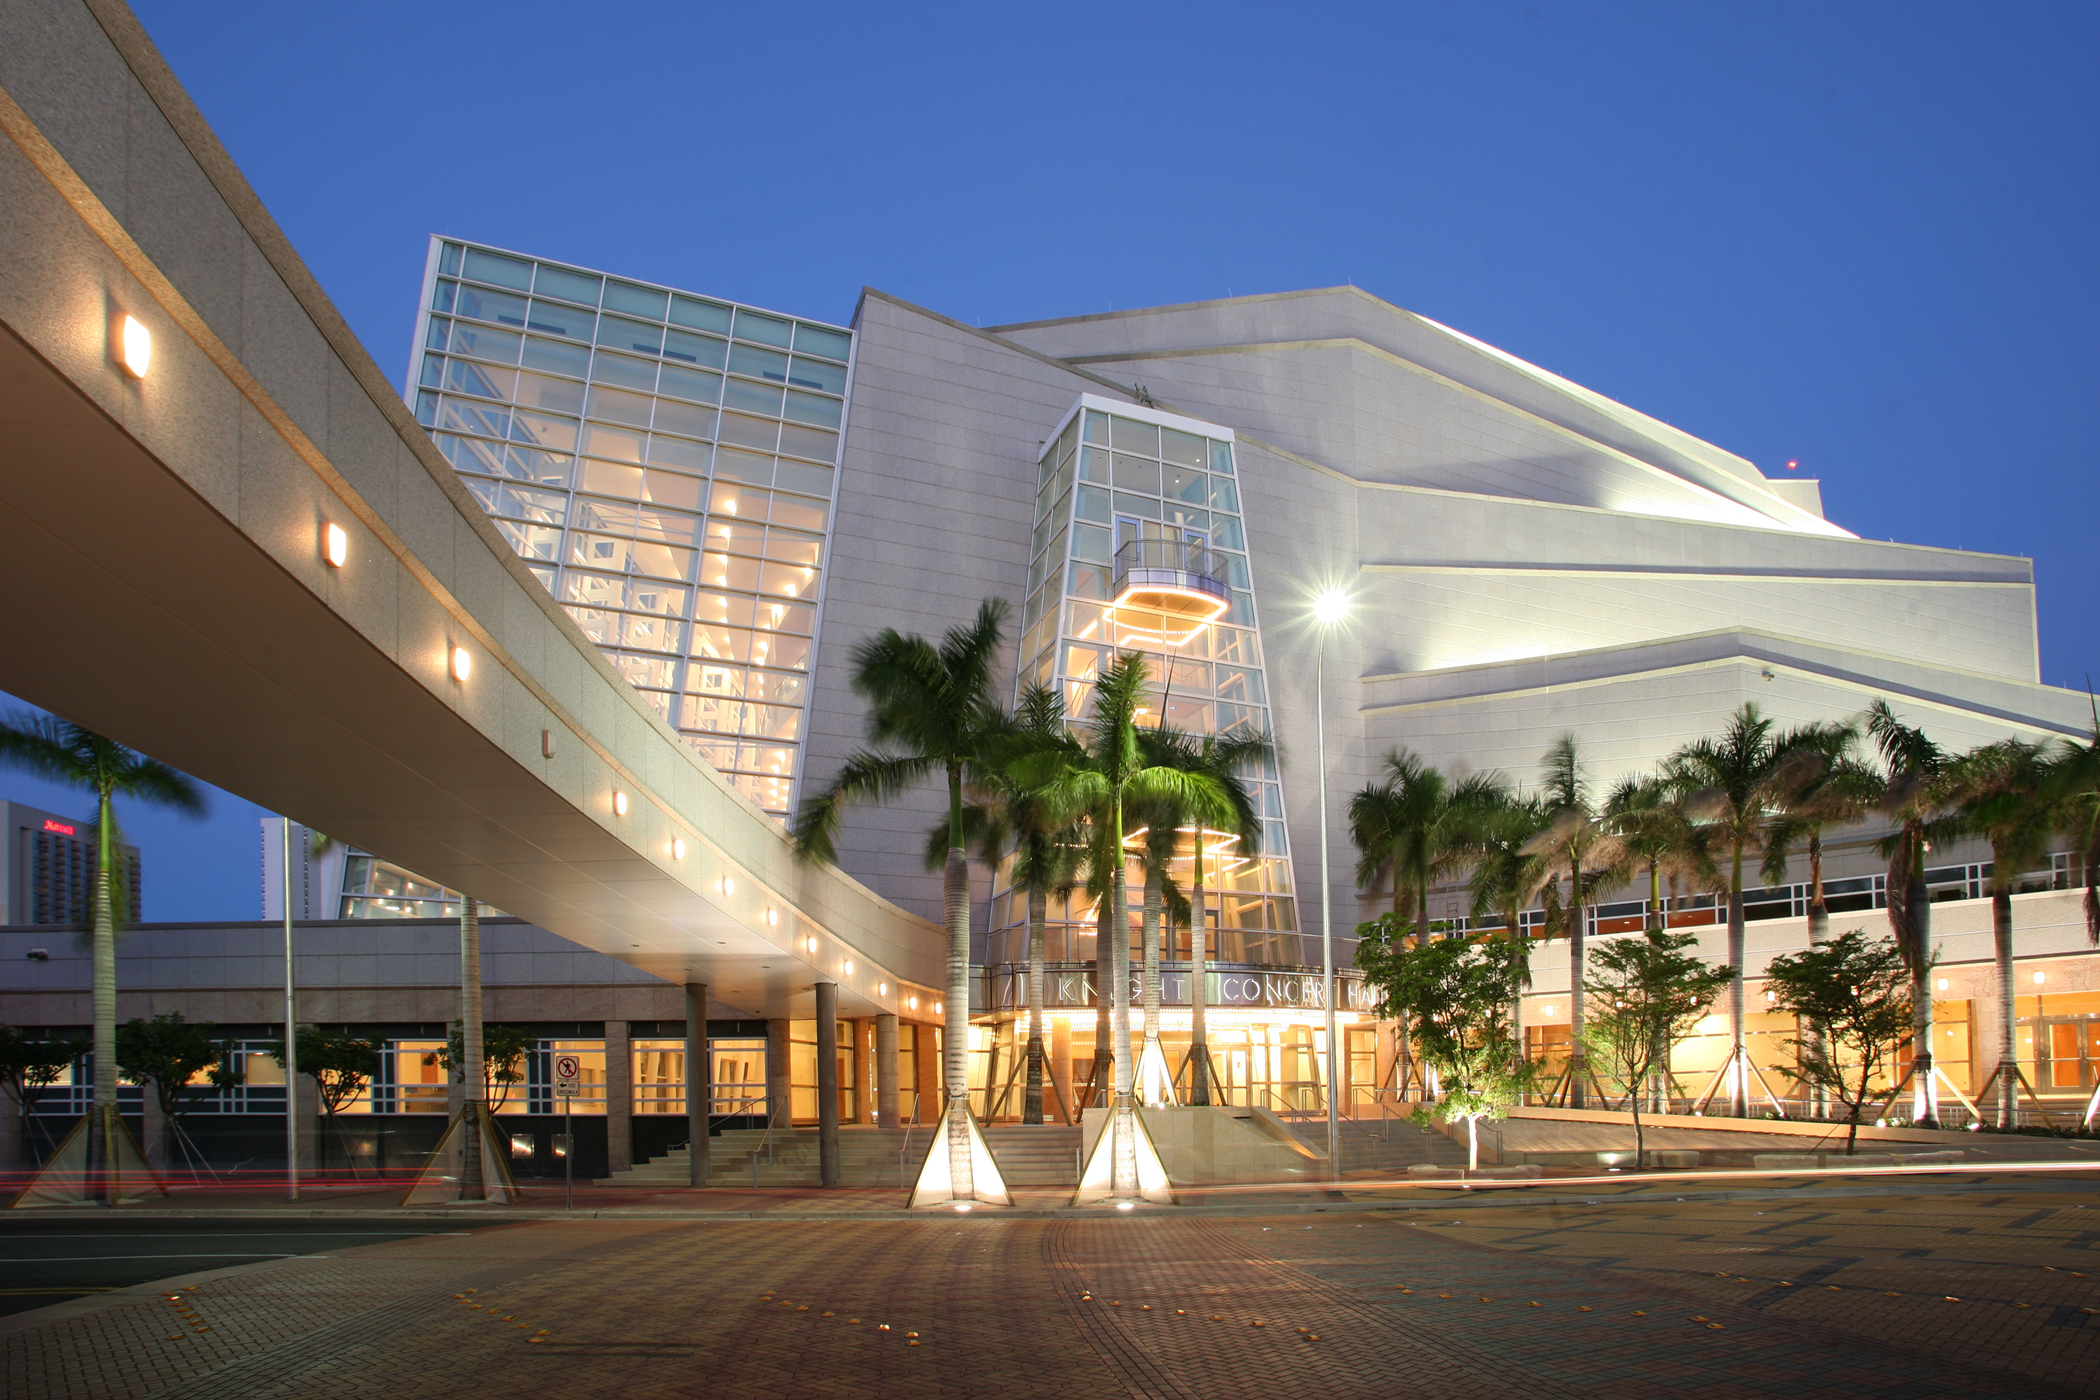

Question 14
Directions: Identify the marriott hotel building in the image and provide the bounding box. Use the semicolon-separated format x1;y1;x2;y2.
399;238;2096;1116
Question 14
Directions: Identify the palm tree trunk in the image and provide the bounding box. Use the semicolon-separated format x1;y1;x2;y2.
1023;884;1046;1125
1190;835;1212;1107
943;767;975;1199
1567;882;1587;1110
1727;844;1747;1117
1910;859;1938;1126
1647;861;1663;935
1090;895;1111;1116
92;787;118;1203
1993;887;2016;1129
1805;833;1830;1118
1141;866;1163;1103
1110;809;1138;1198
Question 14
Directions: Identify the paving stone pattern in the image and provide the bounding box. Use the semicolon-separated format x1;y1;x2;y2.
6;1192;2099;1398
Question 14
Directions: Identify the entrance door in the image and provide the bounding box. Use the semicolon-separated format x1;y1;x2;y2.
2044;1020;2100;1090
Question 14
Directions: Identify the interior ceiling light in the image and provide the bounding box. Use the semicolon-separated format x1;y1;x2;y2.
451;646;472;682
119;314;151;377
323;523;347;568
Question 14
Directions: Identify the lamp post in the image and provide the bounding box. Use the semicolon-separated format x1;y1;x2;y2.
1312;588;1350;1177
282;817;299;1203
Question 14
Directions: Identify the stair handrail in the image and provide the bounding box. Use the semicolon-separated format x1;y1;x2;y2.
897;1090;923;1188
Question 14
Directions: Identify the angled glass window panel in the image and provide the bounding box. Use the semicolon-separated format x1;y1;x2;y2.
533;264;602;305
792;324;851;360
522;562;551;590
747;704;804;741
435;432;508;477
758;632;810;670
689;624;751;663
1227;590;1255;626
582;422;645;462
1112;455;1161;494
496;520;562;562
1078;446;1111;484
604;280;669;320
506;446;572;487
630;539;698;580
591;350;660;391
587;385;655;428
778;423;838;464
598;314;664;355
758;598;816;635
447;321;522;364
432;280;457;313
1067;561;1108;600
652;400;716;441
744;668;807;705
758;561;817;599
1160;428;1206;467
1083;410;1109;444
708;478;768;517
670;295;733;334
703;552;761;591
733;309;792;348
1164;658;1213;694
1211;625;1259;667
614;652;680;687
1211;516;1244;550
438;396;510;439
762;526;823;566
1072;523;1112;563
728;344;790;382
513;370;585;415
1209;440;1234;474
418;355;444;389
462;248;531;290
462;474;501;516
621;614;686;653
1041;486;1075;536
439;243;463;275
662;329;726;369
718;413;779;453
560;569;629;609
525;299;594;340
782;390;841;429
646;433;710;473
767;494;826;530
723;378;784;417
1215;666;1264;706
424;315;451;350
1058;419;1079;464
501;484;569;524
521;335;591;378
642;469;704;512
626;579;691;617
563;605;619;646
1166;465;1207;505
774;461;832;498
1110;417;1159;457
1165;696;1214;732
1164;504;1209;534
443;356;514;400
695;590;757;627
659;365;722;404
455;285;528;327
1209;476;1240;513
574;498;642;535
634;506;702;547
579;459;645;500
1110;491;1159;520
1220;552;1250;588
785;356;846;394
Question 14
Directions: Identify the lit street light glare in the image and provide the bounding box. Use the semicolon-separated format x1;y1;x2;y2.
1313;588;1351;625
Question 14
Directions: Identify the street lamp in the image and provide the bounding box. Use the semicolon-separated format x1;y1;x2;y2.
1311;587;1349;1176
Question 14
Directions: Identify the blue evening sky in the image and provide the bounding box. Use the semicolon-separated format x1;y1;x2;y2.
20;1;2094;920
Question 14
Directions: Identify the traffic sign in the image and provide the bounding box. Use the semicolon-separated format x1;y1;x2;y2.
554;1053;581;1099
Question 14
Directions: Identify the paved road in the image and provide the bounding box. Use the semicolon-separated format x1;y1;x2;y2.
0;1220;482;1317
3;1185;2098;1397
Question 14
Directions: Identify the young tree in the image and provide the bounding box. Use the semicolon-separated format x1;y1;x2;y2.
1763;930;1915;1154
268;1028;382;1170
1356;918;1534;1170
114;1013;243;1166
0;715;207;1199
0;1028;88;1164
1582;931;1734;1164
794;599;1010;1199
1521;737;1626;1108
428;1023;531;1113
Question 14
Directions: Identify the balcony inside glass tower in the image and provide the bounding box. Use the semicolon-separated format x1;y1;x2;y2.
1110;532;1230;644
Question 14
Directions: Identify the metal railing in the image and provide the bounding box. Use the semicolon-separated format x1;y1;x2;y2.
1111;538;1229;602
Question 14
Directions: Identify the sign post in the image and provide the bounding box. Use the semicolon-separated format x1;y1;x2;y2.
553;1053;581;1210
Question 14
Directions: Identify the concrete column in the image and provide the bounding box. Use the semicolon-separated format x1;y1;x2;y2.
914;1023;941;1123
603;1020;632;1174
1050;1016;1073;1125
875;1015;900;1128
765;1018;792;1128
684;983;709;1188
852;1019;876;1125
815;985;839;1187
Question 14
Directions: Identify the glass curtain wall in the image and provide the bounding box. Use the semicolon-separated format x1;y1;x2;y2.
408;239;852;821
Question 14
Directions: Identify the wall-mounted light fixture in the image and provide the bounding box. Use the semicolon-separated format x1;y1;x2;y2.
803;935;816;954
612;790;628;817
323;523;348;568
718;876;736;897
843;960;855;976
451;646;472;682
933;1001;943;1015
907;995;919;1011
878;982;889;996
119;315;151;377
671;836;687;860
2034;970;2048;985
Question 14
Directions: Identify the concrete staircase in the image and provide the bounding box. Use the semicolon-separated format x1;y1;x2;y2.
595;1123;1084;1190
1314;1118;1472;1174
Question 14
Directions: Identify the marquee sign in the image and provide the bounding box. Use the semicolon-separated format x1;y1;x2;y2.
989;966;1376;1015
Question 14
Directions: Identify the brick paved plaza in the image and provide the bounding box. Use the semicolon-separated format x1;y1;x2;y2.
4;1174;2099;1398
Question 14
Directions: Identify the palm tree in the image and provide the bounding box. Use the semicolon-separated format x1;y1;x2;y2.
1001;687;1086;1126
0;715;205;1201
1468;791;1553;1080
1140;727;1266;1106
794;599;1009;1200
1604;775;1712;936
1864;698;1956;1126
2051;714;2100;947
1761;721;1878;947
1665;704;1816;1116
1028;653;1223;1198
1520;737;1626;1109
1945;737;2059;1127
